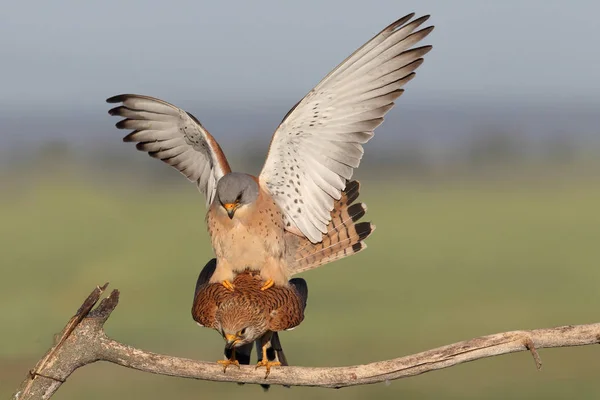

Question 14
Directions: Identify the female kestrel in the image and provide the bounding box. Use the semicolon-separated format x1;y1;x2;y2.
107;13;434;290
192;258;308;383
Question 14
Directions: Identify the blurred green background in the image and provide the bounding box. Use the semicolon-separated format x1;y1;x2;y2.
2;1;600;398
2;157;599;399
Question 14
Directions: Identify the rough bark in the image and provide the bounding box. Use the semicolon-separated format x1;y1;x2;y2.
13;284;600;399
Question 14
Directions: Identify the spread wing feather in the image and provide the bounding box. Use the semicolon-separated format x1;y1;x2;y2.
107;94;231;206
259;14;434;242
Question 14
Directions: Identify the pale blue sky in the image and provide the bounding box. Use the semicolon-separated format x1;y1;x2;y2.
2;0;599;113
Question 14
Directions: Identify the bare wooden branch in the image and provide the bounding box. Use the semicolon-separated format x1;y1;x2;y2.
13;284;600;399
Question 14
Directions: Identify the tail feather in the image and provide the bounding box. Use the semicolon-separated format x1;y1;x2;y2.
291;180;374;274
305;223;373;268
258;333;290;391
270;332;288;367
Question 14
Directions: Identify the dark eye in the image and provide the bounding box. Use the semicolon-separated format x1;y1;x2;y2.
240;328;247;335
236;194;242;202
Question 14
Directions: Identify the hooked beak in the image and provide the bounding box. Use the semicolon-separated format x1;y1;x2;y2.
223;203;238;219
224;333;240;349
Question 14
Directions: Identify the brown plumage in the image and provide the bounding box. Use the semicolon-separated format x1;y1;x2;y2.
192;259;308;383
107;13;434;290
193;265;307;334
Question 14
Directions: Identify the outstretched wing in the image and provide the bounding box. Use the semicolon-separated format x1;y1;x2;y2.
259;14;433;242
107;94;231;207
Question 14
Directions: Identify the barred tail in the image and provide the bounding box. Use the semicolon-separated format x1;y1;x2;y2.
291;181;374;274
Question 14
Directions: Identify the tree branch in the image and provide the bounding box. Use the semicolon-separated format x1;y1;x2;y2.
13;284;600;399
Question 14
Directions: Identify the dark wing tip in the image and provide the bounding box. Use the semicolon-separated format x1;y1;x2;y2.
389;13;415;30
418;25;436;37
413;14;431;25
108;106;126;116
115;119;131;129
194;258;217;297
289;277;308;308
412;45;434;56
387;13;431;34
106;94;129;104
122;131;138;143
380;13;417;37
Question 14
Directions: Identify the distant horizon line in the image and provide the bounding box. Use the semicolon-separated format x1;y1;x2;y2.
2;92;600;114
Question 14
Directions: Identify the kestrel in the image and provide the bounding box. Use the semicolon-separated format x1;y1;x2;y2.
107;13;434;290
192;258;308;382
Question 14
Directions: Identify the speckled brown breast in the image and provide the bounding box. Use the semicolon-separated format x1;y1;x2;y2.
192;271;306;331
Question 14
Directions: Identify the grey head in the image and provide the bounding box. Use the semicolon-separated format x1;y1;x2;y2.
215;173;259;219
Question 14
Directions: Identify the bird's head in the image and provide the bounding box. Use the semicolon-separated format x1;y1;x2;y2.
215;172;259;219
217;301;265;348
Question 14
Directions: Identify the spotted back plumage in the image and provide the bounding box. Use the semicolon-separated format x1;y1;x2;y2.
192;260;307;391
192;268;307;333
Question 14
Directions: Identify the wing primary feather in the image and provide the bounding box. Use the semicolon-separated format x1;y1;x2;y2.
107;94;231;206
261;16;433;242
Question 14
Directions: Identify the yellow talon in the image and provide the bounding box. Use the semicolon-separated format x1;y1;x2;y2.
260;279;274;291
222;280;235;291
255;359;281;378
256;341;280;378
217;358;240;373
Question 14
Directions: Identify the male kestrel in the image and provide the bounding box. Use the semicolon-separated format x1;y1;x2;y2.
192;258;308;383
107;13;434;290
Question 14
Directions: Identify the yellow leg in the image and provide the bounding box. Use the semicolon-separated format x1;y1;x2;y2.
255;342;281;378
260;279;274;291
217;350;240;373
222;280;235;291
